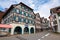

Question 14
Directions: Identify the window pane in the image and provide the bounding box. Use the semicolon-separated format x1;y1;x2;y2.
16;9;19;13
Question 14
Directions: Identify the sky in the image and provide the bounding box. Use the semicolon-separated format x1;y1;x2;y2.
0;0;60;19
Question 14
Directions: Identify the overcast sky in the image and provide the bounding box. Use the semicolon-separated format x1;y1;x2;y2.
0;0;60;19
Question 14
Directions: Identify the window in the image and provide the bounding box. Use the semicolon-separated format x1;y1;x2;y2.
54;15;56;18
24;18;26;23
31;20;33;23
21;18;24;22
18;17;21;22
6;19;8;23
12;8;16;12
22;11;24;14
16;16;18;21
21;5;24;9
8;18;9;23
33;21;34;24
28;19;30;23
53;20;57;24
24;12;26;16
32;16;34;18
30;20;31;23
26;13;28;16
26;19;28;23
14;16;16;21
28;14;29;17
19;10;22;15
29;14;31;17
16;9;19;13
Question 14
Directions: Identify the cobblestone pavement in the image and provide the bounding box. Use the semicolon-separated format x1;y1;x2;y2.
0;31;60;40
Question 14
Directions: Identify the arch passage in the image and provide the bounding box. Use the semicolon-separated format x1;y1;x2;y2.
14;26;22;34
24;27;29;34
30;27;34;33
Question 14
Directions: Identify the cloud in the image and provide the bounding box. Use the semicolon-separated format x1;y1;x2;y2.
0;0;60;19
0;0;22;11
34;0;60;19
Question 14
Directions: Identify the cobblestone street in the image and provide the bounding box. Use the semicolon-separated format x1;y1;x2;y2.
0;31;60;40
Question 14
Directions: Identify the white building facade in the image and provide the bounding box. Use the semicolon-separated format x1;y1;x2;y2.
50;7;60;33
1;2;35;35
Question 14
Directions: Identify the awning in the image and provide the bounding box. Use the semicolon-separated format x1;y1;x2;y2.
0;24;12;28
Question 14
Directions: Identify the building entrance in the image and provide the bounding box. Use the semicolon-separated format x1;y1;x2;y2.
14;26;22;34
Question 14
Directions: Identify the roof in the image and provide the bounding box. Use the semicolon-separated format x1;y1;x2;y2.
3;2;34;18
20;2;33;10
0;11;5;23
50;6;60;13
3;5;14;18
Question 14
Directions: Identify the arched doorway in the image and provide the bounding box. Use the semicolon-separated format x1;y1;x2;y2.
24;27;29;34
14;26;22;34
30;27;34;33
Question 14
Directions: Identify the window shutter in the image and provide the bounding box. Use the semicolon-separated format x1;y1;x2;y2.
14;16;16;21
19;17;21;22
28;19;30;23
24;12;26;16
19;10;22;15
23;18;25;22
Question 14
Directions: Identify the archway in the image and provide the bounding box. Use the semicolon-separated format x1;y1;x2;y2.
14;26;22;34
24;27;29;34
30;27;34;33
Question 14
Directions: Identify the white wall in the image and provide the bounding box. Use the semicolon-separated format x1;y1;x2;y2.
10;23;35;35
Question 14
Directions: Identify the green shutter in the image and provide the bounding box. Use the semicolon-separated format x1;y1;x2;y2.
31;15;32;18
28;19;30;23
29;14;31;17
19;10;22;15
24;18;26;23
31;20;32;24
28;14;29;17
14;16;16;21
24;6;26;9
24;12;26;16
18;17;21;22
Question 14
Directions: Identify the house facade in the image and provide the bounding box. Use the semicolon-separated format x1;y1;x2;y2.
50;6;60;33
1;2;35;35
40;17;49;30
35;13;41;32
